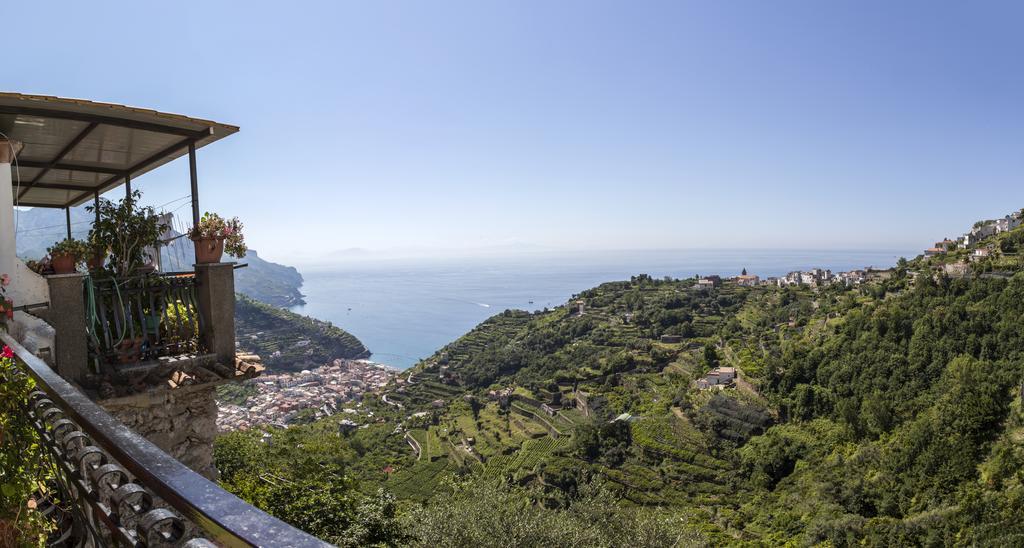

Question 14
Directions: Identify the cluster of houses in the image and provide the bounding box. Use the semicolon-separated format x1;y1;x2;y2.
694;266;892;291
926;210;1022;257
216;358;395;431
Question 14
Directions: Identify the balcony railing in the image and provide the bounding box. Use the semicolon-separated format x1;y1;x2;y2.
1;332;331;547
86;273;203;372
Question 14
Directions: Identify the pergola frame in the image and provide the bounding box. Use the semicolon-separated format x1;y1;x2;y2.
5;105;209;218
2;94;236;236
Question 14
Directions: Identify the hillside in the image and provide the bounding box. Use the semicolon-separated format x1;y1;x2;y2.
160;229;306;307
234;294;370;373
214;211;1024;546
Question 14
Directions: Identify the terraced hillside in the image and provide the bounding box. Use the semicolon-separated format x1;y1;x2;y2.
364;273;787;526
217;213;1024;545
235;294;369;372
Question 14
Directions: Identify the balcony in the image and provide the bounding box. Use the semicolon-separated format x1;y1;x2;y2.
2;332;329;547
1;94;330;545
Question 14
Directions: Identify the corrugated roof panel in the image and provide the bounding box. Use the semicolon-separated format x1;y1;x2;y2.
1;92;238;208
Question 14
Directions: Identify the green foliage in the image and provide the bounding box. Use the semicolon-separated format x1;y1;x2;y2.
702;343;719;369
0;346;50;545
45;238;89;260
571;419;632;466
739;420;842;489
403;478;702;547
214;426;405;546
235;294;367;372
87;190;167;277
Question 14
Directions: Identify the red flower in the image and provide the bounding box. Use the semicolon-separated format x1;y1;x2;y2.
1;346;13;359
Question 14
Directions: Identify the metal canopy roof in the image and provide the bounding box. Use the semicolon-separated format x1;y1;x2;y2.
0;92;238;208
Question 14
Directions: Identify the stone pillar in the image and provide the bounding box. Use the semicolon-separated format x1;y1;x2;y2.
43;273;89;383
195;262;236;365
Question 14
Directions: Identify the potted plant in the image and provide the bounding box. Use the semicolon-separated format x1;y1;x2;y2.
117;330;145;364
47;238;89;274
87;190;167;278
189;212;247;264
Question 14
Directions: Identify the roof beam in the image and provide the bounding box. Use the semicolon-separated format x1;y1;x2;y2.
15;159;124;175
0;105;213;139
66;137;195;207
16;182;96;192
18;122;99;199
15;201;65;208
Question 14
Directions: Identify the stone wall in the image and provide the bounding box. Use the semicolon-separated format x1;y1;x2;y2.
98;385;220;479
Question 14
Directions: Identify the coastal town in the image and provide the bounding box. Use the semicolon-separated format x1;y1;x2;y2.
216;358;397;432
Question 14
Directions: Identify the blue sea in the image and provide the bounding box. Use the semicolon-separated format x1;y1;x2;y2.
290;249;914;369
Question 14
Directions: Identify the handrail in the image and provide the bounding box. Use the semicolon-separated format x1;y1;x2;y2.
1;331;332;547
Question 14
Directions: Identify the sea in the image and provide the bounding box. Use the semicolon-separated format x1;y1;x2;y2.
289;248;916;370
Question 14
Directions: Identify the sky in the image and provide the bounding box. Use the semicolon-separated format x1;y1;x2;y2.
4;1;1024;265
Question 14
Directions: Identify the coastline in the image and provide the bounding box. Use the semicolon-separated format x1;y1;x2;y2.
291;248;917;370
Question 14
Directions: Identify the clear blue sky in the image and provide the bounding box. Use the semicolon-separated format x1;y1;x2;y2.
6;1;1024;264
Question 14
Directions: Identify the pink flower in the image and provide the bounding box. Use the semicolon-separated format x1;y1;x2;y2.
1;346;13;359
223;226;234;236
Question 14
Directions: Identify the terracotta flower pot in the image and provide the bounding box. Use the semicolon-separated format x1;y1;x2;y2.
117;336;144;364
193;236;225;264
51;253;77;274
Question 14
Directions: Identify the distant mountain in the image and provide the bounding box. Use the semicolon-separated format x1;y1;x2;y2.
13;207;306;307
12;205;93;259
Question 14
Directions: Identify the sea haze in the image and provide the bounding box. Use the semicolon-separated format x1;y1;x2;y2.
290;248;915;369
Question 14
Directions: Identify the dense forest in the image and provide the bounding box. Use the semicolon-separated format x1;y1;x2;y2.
215;220;1024;546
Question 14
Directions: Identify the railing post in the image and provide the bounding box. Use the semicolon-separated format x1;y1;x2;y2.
42;273;89;383
194;262;236;365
